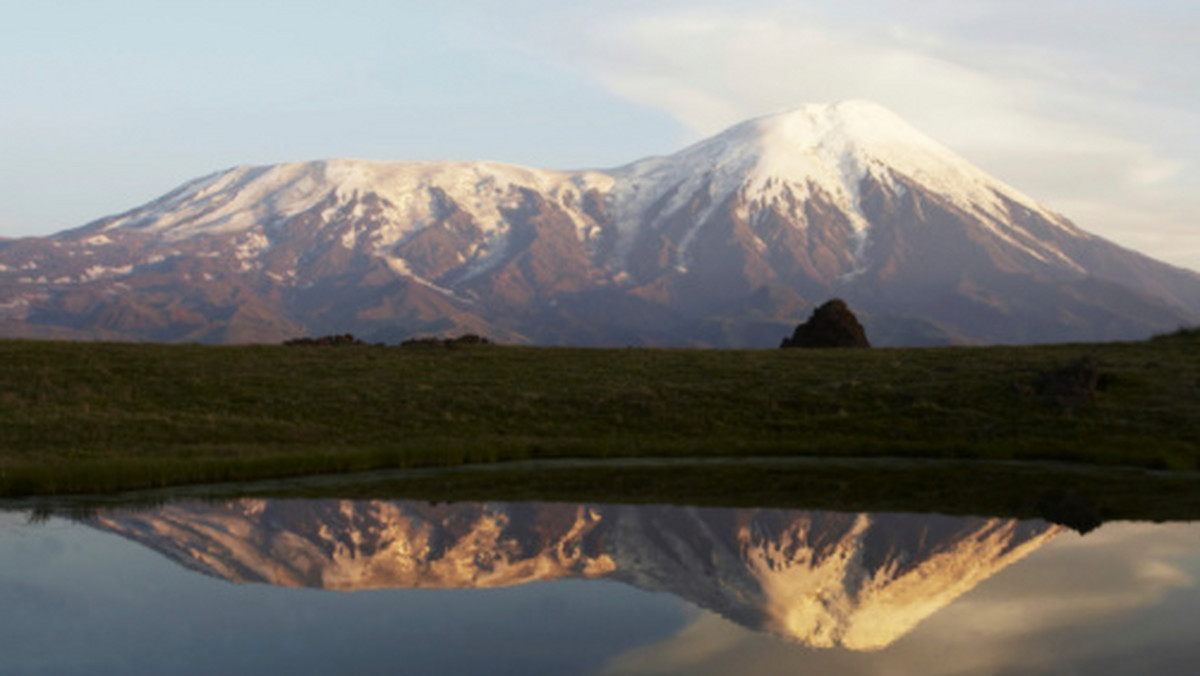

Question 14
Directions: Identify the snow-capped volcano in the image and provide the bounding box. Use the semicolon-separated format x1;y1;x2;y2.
609;101;1089;292
1;101;1197;345
614;100;1057;232
88;499;1061;650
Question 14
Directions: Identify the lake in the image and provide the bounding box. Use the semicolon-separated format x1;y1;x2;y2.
1;498;1198;675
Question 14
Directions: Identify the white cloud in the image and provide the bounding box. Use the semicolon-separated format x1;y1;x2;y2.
553;4;1200;271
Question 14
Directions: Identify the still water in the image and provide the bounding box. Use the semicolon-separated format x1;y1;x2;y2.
1;499;1198;675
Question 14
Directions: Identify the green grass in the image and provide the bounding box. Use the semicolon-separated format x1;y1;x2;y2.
1;330;1198;497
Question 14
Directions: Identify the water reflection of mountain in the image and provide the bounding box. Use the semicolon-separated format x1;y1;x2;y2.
88;501;1060;651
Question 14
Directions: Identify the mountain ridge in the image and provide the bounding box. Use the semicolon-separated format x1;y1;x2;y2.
2;100;1197;346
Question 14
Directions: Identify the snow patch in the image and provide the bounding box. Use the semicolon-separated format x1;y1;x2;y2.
235;230;270;261
382;256;457;296
0;296;34;319
84;264;133;281
450;230;510;284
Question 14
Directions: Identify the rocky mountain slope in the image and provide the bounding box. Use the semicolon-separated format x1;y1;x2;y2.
89;499;1060;650
3;101;1198;345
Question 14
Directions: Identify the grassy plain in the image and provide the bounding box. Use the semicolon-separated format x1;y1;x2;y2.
0;332;1197;507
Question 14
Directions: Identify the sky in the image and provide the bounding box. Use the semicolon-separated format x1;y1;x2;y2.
2;0;1198;271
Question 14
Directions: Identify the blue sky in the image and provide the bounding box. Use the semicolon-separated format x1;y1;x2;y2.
2;1;1198;271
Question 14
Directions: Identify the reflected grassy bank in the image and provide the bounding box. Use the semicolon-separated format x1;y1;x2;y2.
12;459;1200;533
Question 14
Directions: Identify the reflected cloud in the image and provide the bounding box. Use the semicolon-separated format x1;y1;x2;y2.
600;521;1200;676
88;500;1059;650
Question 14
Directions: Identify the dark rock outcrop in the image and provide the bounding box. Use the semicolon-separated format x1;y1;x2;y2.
1036;490;1103;534
283;333;368;347
781;299;870;348
400;333;492;348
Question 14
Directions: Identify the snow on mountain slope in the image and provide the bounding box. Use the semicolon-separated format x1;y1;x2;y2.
746;515;1054;650
95;159;614;246
87;500;1061;650
609;100;1082;274
81;102;1073;275
615;101;1043;223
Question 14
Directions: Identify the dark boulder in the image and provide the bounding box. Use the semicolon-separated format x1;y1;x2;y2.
781;299;870;349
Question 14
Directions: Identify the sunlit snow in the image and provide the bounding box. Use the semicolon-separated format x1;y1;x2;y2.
74;101;1086;284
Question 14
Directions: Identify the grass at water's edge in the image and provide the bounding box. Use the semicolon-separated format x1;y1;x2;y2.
12;460;1200;533
263;461;1200;531
1;331;1198;500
